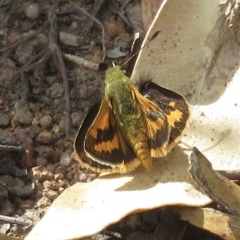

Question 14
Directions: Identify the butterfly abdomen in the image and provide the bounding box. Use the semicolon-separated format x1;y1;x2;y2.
116;106;153;172
132;141;152;172
105;67;155;171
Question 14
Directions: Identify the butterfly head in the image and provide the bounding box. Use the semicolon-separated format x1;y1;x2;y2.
104;66;132;103
105;66;126;84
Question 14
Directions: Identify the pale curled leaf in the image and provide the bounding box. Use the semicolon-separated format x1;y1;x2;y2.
189;147;240;216
26;148;211;240
134;0;240;174
183;68;240;172
141;0;164;31
178;207;240;240
132;0;240;105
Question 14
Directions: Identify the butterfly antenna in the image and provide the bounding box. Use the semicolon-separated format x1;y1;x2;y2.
121;32;140;69
121;31;161;69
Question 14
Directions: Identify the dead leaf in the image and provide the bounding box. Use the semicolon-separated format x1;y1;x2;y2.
183;69;240;173
141;0;164;31
26;147;211;240
132;0;240;105
178;207;240;240
189;147;240;216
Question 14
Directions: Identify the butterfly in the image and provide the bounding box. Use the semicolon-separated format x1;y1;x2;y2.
72;66;190;173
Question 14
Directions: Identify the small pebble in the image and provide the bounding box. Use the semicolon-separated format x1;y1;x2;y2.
71;112;83;127
52;124;60;134
42;189;58;200
106;47;127;59
13;100;33;125
24;3;40;19
36;196;52;208
57;179;67;188
45;163;56;173
36;131;54;144
39;115;53;129
54;173;64;181
67;171;76;181
42;180;59;191
48;83;64;98
23;209;41;223
60;151;72;167
58;187;65;193
36;157;48;166
59;31;83;47
74;172;88;182
90;46;103;64
54;165;66;175
31;166;54;181
35;146;54;159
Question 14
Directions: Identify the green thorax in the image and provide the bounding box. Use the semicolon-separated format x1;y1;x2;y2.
105;66;146;139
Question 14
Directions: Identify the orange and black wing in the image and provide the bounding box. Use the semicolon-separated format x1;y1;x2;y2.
73;97;140;173
139;81;190;154
132;85;171;157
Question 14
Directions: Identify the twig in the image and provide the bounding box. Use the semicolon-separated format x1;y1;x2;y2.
0;22;48;52
121;0;133;11
64;53;100;70
111;10;132;27
0;214;32;226
86;0;106;30
111;0;133;27
69;0;106;62
218;170;240;181
19;48;50;73
48;9;71;136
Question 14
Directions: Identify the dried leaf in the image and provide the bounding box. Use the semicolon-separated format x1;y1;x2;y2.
26;147;210;240
183;69;240;172
133;0;240;105
141;0;164;31
178;207;240;240
189;147;240;216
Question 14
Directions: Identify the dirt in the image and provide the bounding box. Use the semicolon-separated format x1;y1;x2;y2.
0;1;226;239
0;0;141;238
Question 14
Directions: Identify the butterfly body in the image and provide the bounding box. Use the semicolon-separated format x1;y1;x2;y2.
105;67;153;171
73;66;190;173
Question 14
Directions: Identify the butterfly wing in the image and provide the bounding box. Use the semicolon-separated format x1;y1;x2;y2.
139;81;190;153
131;85;172;157
73;97;140;173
